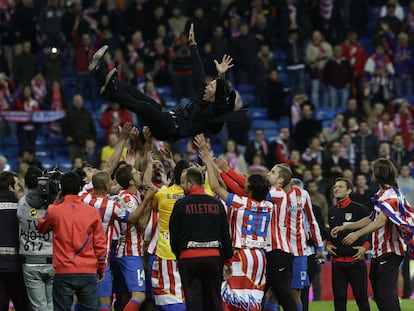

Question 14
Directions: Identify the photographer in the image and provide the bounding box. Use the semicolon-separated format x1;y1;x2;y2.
17;166;54;311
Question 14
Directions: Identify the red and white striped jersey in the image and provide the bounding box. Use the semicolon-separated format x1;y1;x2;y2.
145;210;159;255
371;188;405;258
80;192;129;260
266;187;292;254
79;181;94;196
225;194;273;250
116;189;145;257
284;186;323;256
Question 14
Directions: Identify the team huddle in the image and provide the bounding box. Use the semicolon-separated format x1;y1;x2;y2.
23;133;414;311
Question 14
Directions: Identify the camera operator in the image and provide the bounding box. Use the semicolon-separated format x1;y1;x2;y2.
0;171;32;311
17;166;54;311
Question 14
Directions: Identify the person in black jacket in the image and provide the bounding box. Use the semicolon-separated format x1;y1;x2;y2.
169;167;232;311
326;177;371;311
90;23;246;142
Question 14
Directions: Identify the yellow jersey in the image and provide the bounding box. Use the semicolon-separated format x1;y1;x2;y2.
152;184;185;259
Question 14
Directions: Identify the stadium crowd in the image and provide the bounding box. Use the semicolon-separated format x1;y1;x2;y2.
1;0;414;310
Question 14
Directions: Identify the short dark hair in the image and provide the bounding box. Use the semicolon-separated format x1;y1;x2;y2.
184;167;203;187
173;160;190;185
0;171;18;191
92;171;110;191
373;158;397;188
60;172;81;195
247;174;270;201
115;165;134;189
24;166;42;189
335;177;353;191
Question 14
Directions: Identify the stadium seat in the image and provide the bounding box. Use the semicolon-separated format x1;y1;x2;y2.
315;108;336;121
402;94;414;105
247;108;268;120
241;93;256;106
251;119;278;130
237;84;255;93
156;86;173;96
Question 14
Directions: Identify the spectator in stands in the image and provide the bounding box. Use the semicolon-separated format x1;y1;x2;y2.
322;113;347;144
391;32;414;97
169;32;194;100
285;28;307;94
200;42;216;79
227;93;250;154
144;80;165;107
98;14;122;54
230;23;257;84
80;138;101;169
220;139;248;175
403;0;414;34
311;163;332;201
353;121;379;165
60;2;89;44
19;148;43;171
379;4;402;37
210;25;229;63
15;84;40;156
323;45;353;109
12;0;37;52
168;5;189;39
71;14;103;102
187;7;211;47
244;128;271;168
100;101;133;145
351;173;375;210
290;149;307;178
144;5;169;43
247;153;269;175
12;40;37;86
306;30;332;108
378;140;392;160
30;72;47;107
307;179;329;226
38;0;65;49
146;37;170;86
266;69;288;117
251;13;275;49
289;92;306;131
347;117;359;137
390;134;411;170
374;110;396;142
302;136;324;168
61;94;96;160
317;0;346;43
0;156;10;173
341;31;367;108
273;126;296;165
292;102;322;153
342;98;361;125
380;0;405;21
252;44;278;107
365;43;395;103
322;141;352;180
397;164;414;205
339;132;357;170
343;1;370;38
392;98;414;149
112;48;134;84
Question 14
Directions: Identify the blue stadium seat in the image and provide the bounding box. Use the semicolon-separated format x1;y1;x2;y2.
251;119;278;130
156;86;173;97
315;108;335;120
241;93;256;106
402;94;414;105
237;84;255;93
247;108;268;120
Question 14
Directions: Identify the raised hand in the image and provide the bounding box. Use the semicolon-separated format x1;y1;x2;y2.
118;122;133;140
214;157;229;173
188;23;196;45
143;126;152;144
125;149;136;167
214;54;234;76
194;134;210;152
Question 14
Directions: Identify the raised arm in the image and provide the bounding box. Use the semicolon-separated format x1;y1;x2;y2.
199;149;229;201
103;122;133;175
188;23;206;98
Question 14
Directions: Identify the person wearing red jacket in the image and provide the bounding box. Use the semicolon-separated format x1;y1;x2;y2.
341;31;367;107
99;101;132;145
37;172;106;311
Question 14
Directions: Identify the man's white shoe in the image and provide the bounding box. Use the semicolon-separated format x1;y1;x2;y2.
100;68;117;95
88;45;108;73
